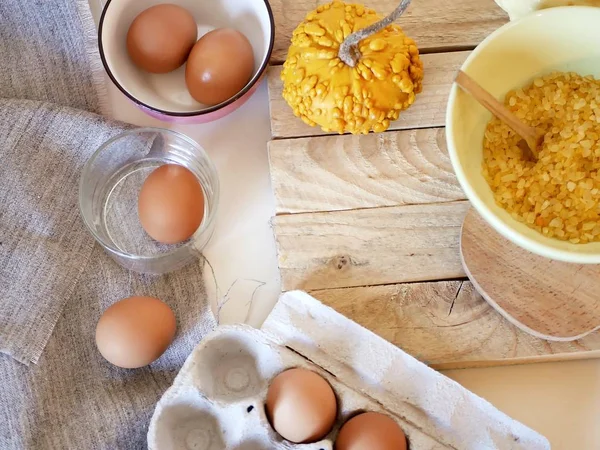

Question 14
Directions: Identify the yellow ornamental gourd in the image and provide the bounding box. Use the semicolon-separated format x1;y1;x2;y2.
281;0;424;135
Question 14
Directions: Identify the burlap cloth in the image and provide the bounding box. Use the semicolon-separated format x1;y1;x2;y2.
0;1;216;448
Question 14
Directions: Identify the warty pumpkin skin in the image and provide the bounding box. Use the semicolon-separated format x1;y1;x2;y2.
281;1;424;135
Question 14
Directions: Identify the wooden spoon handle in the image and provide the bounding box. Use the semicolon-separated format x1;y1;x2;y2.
455;70;539;145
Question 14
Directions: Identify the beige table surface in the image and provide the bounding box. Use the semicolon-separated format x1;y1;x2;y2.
90;2;600;448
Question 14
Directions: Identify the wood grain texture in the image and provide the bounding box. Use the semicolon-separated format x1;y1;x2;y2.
268;128;465;214
269;0;508;63
267;0;600;368
268;52;468;139
311;281;600;369
274;201;469;291
461;209;600;340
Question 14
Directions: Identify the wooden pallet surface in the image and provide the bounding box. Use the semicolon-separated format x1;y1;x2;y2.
267;0;600;368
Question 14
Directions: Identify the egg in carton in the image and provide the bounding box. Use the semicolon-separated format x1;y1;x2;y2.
148;291;550;450
149;326;446;449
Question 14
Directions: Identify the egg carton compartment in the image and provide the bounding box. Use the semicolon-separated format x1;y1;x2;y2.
150;325;450;449
149;292;549;450
150;386;226;450
150;383;266;450
186;328;282;404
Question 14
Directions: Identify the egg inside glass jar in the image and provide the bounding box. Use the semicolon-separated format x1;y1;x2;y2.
185;28;255;106
138;164;205;245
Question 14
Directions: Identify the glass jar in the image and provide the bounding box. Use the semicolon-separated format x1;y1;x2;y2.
79;128;219;274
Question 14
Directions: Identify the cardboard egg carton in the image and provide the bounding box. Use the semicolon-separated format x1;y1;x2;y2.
148;291;550;450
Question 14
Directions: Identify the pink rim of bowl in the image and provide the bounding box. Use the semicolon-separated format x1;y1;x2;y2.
134;74;264;124
98;0;275;124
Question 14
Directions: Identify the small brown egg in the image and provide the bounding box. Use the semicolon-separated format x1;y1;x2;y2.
138;164;205;245
127;4;198;74
335;412;408;450
185;28;255;106
266;368;337;443
95;296;176;369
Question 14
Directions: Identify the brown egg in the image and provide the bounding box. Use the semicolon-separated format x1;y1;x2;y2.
95;296;176;369
127;4;197;74
138;164;205;245
266;368;337;443
185;28;255;106
335;412;407;450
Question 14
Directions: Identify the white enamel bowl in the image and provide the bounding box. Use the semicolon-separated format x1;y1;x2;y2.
99;0;274;123
446;6;600;264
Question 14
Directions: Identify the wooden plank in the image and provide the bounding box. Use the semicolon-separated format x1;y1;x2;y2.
269;0;508;63
266;0;600;369
462;209;600;340
268;52;468;139
311;281;600;369
273;201;469;291
268;128;465;214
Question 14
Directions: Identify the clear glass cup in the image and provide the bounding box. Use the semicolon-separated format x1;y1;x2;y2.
79;128;219;274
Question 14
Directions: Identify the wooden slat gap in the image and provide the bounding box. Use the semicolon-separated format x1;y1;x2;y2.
269;133;334;142
273;199;469;218
277;48;472;66
307;277;469;295
268;44;476;68
269;123;450;141
268;51;470;139
432;352;600;371
418;45;478;56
